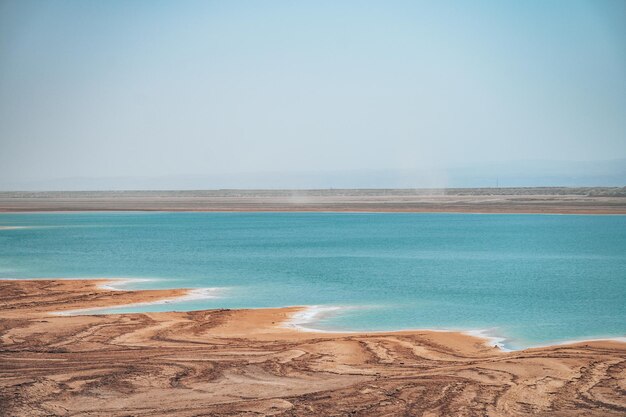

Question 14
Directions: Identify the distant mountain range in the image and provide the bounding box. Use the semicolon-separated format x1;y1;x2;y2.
1;159;625;191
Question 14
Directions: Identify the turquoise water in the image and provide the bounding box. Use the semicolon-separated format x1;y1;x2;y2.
1;212;625;349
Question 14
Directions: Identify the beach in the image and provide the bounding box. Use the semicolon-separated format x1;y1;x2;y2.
1;279;625;416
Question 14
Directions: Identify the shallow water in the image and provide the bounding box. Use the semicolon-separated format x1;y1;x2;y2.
1;212;625;349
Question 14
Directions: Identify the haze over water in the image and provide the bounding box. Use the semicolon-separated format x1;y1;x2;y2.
1;212;625;349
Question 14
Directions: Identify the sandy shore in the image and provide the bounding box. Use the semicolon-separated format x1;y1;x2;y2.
1;279;625;416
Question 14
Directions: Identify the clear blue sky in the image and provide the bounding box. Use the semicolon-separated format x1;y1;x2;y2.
0;0;624;188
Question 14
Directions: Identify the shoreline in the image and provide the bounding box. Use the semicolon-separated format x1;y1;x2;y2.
93;279;626;351
3;208;626;215
281;303;626;352
12;277;624;352
282;304;512;351
1;188;625;215
2;278;625;416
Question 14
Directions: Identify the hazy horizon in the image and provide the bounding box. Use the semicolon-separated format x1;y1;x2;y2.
1;0;625;190
1;158;625;191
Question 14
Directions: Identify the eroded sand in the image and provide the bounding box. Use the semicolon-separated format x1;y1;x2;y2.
1;279;625;416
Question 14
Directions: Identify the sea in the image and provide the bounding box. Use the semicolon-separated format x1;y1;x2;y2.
1;211;625;350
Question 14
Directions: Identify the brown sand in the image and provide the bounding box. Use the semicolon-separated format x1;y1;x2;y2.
1;279;625;416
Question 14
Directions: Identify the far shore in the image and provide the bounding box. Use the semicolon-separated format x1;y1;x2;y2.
1;187;625;214
1;278;625;416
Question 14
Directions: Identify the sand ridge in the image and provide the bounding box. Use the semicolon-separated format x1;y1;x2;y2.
0;279;625;416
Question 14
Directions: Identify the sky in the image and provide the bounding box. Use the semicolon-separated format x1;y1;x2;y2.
0;0;625;189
